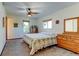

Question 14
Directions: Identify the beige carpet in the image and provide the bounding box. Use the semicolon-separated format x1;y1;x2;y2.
2;39;78;56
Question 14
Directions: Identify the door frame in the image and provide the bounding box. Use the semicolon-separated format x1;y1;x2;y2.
5;16;8;40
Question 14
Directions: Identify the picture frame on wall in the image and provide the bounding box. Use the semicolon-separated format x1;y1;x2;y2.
14;23;18;28
3;16;6;27
3;17;4;27
56;20;59;24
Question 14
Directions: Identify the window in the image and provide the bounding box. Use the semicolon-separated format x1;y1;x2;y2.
43;20;52;29
23;21;30;33
43;22;48;29
65;19;77;32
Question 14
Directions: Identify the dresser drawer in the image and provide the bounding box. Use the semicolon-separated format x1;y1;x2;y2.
58;40;79;53
57;36;79;44
71;39;79;44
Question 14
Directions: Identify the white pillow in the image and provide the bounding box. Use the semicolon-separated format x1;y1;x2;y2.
40;32;56;36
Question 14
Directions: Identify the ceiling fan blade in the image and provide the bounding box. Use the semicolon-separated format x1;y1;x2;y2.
26;8;39;16
31;12;39;14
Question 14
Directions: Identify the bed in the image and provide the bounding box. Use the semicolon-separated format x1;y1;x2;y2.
23;32;57;55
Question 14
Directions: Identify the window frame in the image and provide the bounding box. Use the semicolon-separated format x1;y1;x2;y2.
43;19;52;29
64;17;79;33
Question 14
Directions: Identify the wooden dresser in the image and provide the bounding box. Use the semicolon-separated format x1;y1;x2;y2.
57;34;79;53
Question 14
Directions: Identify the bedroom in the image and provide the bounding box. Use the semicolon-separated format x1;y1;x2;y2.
0;2;79;56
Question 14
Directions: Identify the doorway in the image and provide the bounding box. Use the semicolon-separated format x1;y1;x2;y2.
23;21;30;33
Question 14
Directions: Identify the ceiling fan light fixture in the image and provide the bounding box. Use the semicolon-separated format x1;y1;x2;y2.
27;12;32;16
28;14;31;17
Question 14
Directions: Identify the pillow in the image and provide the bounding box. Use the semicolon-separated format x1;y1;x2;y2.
40;32;57;36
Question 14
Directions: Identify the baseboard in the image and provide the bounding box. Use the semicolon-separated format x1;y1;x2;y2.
0;42;7;56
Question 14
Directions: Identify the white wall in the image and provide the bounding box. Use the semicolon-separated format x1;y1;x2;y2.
13;17;24;38
37;3;79;34
0;3;6;54
30;19;38;26
7;16;37;39
7;16;24;39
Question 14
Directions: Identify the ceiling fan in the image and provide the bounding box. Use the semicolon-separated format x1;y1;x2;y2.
27;8;39;16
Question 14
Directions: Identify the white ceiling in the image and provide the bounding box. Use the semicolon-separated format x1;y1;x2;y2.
3;2;78;20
